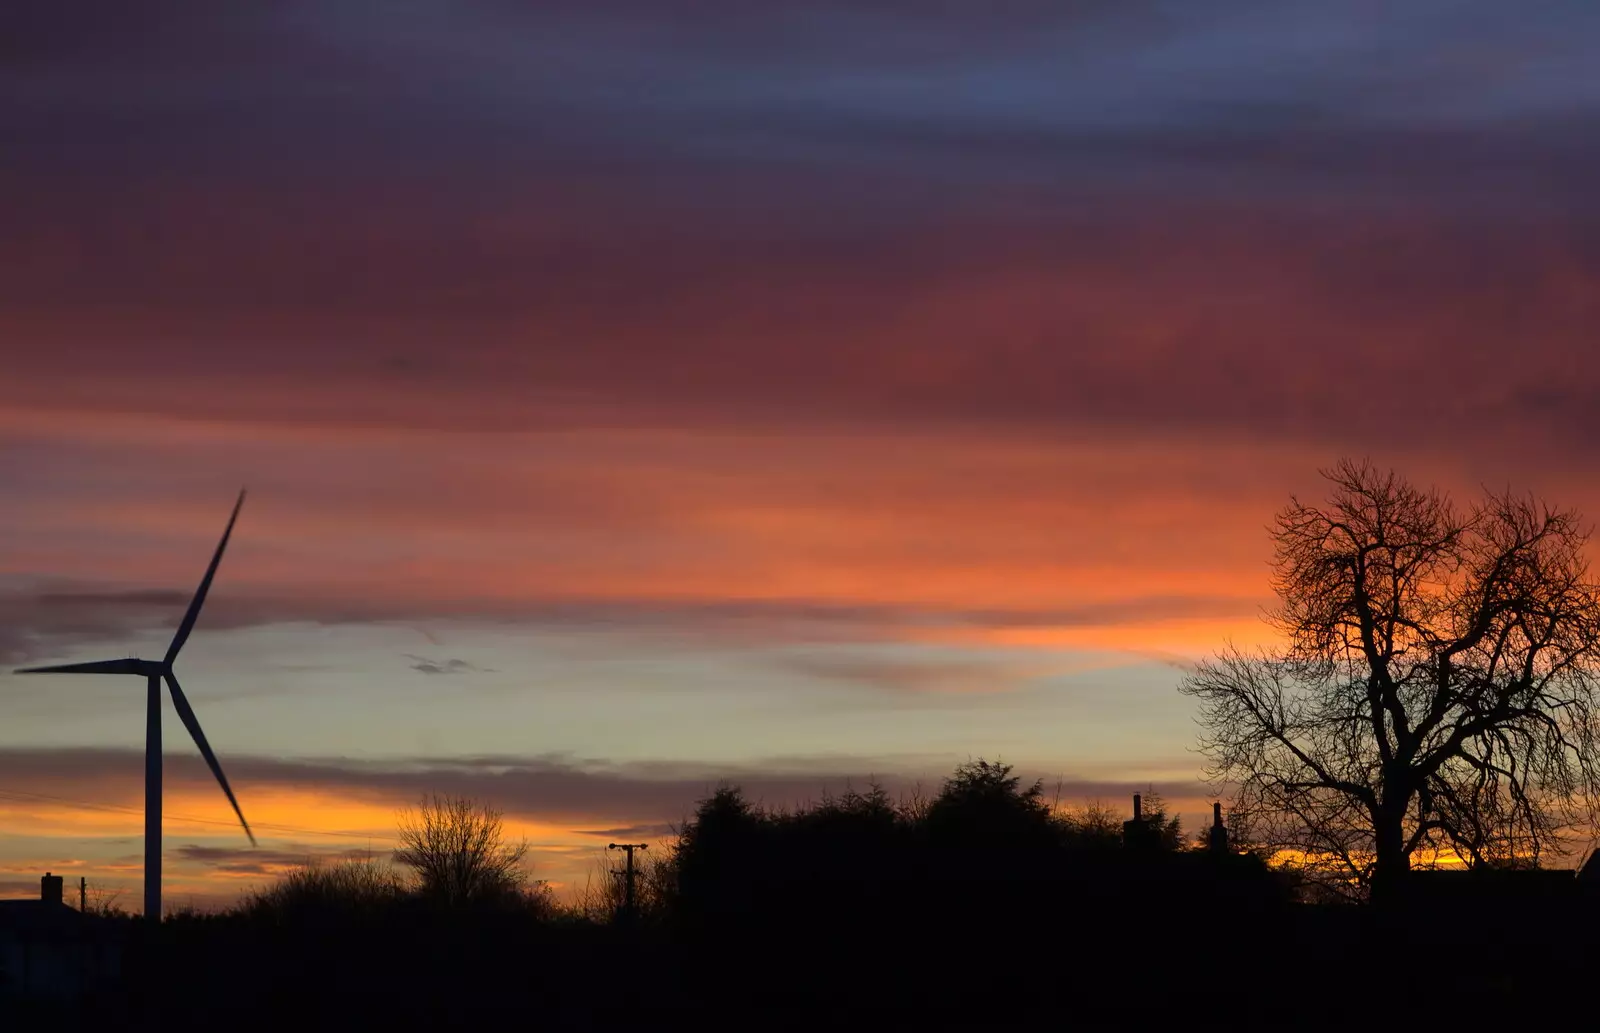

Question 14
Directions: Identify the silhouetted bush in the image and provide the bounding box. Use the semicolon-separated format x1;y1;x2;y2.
640;761;1299;1024
237;854;404;925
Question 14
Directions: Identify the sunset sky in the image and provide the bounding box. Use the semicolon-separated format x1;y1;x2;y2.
3;2;1599;907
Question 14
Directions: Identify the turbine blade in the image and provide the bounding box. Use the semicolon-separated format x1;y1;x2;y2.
14;658;146;676
164;672;256;847
165;489;246;665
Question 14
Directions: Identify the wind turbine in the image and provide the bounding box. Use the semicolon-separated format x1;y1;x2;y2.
14;491;256;921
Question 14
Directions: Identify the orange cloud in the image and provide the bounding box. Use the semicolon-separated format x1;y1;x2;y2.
1;410;1313;661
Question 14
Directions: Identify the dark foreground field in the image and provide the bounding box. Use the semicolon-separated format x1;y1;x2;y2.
34;856;1597;1031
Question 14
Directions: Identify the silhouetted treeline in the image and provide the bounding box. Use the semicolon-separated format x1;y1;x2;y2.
658;762;1283;1026
41;761;1599;1031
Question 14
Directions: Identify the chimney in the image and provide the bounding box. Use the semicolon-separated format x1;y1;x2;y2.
1208;803;1230;854
1123;793;1154;851
41;872;64;905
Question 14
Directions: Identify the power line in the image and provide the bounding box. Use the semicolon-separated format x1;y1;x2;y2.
0;787;397;842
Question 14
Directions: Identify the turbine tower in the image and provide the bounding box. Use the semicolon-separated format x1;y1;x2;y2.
15;490;255;921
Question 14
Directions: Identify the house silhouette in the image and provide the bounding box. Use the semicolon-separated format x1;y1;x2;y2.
0;873;123;1007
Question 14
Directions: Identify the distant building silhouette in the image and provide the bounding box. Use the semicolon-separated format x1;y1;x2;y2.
1580;850;1600;885
1404;866;1578;911
1122;794;1157;851
1207;802;1230;854
0;872;123;1005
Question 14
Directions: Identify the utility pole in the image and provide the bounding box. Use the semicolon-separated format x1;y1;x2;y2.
607;843;648;922
80;876;87;912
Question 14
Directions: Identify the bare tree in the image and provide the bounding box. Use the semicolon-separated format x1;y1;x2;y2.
82;883;131;919
573;846;673;923
1054;798;1124;845
394;794;529;906
1181;460;1600;898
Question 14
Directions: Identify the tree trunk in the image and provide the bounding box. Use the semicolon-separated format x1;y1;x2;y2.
1370;803;1409;906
